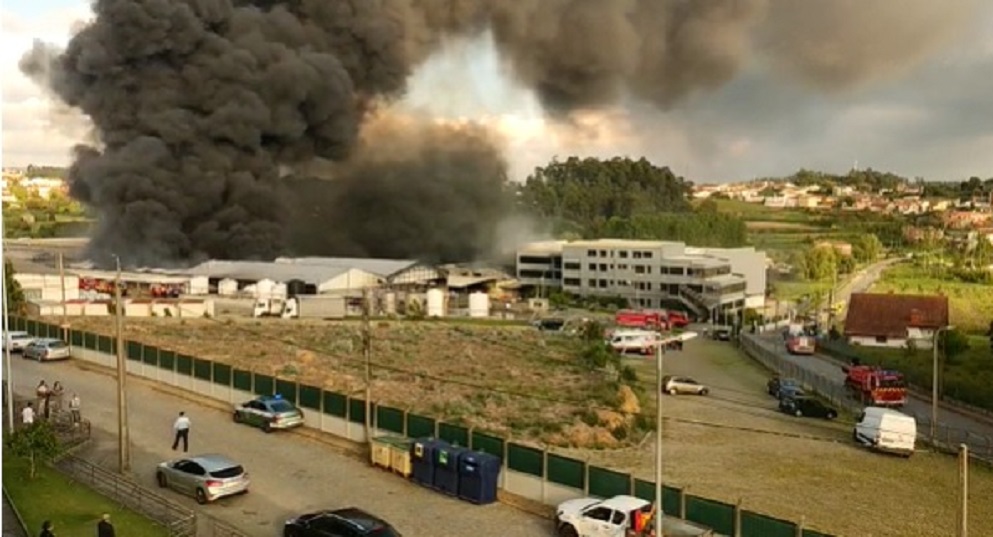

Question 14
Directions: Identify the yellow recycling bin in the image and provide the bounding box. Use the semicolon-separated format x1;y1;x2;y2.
370;436;394;470
389;438;413;478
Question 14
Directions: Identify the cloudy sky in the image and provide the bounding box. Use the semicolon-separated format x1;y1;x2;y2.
3;1;993;183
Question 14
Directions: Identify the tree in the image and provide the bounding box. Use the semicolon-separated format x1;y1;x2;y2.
4;261;25;316
851;233;884;263
6;421;63;479
939;328;971;366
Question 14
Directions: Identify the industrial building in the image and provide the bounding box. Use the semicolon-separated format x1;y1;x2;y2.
516;239;768;318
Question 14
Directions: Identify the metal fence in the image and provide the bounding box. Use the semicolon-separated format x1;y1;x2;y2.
740;332;993;463
55;455;197;537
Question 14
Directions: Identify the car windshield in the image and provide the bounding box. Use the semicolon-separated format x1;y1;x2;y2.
48;341;67;348
270;401;296;413
880;379;905;388
209;465;244;479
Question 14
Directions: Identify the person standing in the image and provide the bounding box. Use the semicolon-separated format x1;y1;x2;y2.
22;402;35;426
51;381;65;413
171;411;190;452
69;393;82;425
39;520;55;537
97;513;116;537
35;380;49;414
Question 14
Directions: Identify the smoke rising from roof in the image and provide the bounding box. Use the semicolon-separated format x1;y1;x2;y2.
18;0;981;266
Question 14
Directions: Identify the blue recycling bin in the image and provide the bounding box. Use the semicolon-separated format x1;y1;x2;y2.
431;445;470;496
457;450;501;505
410;438;449;487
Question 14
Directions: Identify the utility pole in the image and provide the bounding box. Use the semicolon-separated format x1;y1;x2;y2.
59;252;67;340
932;325;953;443
362;287;372;447
654;341;664;532
1;229;13;430
114;256;131;473
959;443;969;537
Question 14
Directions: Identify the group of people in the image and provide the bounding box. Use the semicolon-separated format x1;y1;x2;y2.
39;513;115;537
21;379;81;426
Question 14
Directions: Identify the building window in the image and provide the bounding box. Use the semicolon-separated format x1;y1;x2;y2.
598;279;608;288
519;256;550;265
599;264;608;271
619;251;629;258
588;279;596;287
645;266;652;274
633;251;643;259
671;267;685;276
564;262;580;270
588;263;597;271
618;264;628;270
519;270;548;278
634;265;645;274
564;278;581;287
668;284;679;295
599;250;607;257
642;251;653;259
588;250;597;257
875;336;888;344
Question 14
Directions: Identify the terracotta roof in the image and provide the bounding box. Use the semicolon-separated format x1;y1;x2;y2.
844;293;949;338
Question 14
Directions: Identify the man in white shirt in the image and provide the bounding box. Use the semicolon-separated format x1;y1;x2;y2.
22;402;35;425
172;411;191;452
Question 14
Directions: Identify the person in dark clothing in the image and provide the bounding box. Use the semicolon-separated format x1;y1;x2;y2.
40;520;55;537
97;513;116;537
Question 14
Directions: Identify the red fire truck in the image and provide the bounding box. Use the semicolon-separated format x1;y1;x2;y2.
615;310;668;331
843;365;907;407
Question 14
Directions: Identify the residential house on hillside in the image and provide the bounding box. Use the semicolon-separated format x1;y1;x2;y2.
814;241;853;257
844;293;949;349
944;210;993;230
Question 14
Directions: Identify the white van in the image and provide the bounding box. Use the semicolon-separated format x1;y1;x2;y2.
853;406;917;457
607;330;659;354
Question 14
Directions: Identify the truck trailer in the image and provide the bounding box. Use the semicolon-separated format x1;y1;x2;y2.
282;295;347;319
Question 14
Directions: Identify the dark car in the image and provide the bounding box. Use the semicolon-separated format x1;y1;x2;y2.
767;377;804;399
779;396;838;420
284;508;401;537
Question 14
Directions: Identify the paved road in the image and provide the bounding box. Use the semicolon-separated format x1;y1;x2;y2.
2;493;28;537
9;357;551;537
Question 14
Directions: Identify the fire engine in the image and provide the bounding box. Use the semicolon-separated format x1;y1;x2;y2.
615;310;668;331
786;335;816;355
842;365;907;407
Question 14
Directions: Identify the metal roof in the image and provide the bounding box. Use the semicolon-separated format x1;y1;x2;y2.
187;260;354;285
273;257;418;277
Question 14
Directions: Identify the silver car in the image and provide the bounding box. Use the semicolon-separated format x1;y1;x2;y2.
156;454;250;504
662;375;710;396
23;339;71;362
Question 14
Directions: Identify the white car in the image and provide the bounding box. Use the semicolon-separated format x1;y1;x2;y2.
555;495;714;537
2;331;35;352
23;338;71;362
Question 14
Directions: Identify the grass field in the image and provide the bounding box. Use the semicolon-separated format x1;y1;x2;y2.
870;263;993;334
2;452;169;537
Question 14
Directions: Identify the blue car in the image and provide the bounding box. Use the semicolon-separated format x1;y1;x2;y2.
767;377;805;400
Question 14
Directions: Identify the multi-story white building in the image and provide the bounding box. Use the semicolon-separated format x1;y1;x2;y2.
516;239;768;318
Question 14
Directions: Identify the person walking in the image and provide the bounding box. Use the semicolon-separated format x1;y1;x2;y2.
171;411;190;452
22;402;35;426
51;381;65;413
69;393;82;425
35;380;49;414
97;513;116;537
39;520;55;537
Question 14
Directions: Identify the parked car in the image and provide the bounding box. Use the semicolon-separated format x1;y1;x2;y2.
22;338;70;362
662;376;709;396
2;331;34;352
284;508;401;537
853;407;917;457
233;394;304;433
555;495;715;537
779;396;838;419
767;377;804;399
155;453;249;504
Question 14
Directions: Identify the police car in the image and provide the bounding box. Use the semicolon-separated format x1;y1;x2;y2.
232;394;305;433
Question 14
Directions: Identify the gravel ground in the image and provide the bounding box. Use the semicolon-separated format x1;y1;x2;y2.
9;358;551;537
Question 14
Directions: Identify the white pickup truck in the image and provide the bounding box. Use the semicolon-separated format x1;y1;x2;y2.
555;495;714;537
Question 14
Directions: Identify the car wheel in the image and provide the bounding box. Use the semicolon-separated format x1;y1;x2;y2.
826;411;837;420
794;409;803;417
699;388;709;396
668;388;679;396
232;411;241;423
558;524;579;537
156;472;167;488
262;422;272;433
195;488;208;505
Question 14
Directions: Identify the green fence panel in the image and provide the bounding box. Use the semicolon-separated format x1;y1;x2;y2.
158;350;175;370
347;397;366;424
39;323;53;339
143;346;160;367
49;324;61;339
97;335;112;354
83;332;97;350
176;355;193;377
26;320;38;336
438;422;469;447
70;330;83;347
741;511;797;537
633;481;682;516
547;454;585;490
213;363;232;387
233;369;252;391
406;413;435;438
275;379;297;403
685;496;735;536
376;406;404;434
507;443;543;477
298;384;321;410
193;359;212;382
126;341;142;361
254;373;274;395
323;391;347;417
802;530;834;537
13;317;24;331
470;430;504;459
588;466;630;498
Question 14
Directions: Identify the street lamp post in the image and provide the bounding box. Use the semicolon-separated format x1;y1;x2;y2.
114;255;131;473
931;325;954;443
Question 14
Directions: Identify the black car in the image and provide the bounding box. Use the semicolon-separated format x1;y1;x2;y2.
779;396;838;420
284;508;401;537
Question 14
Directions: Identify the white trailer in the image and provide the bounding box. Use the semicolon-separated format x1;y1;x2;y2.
282;296;346;319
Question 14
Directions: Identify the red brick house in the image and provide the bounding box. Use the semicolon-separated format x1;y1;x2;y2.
844;293;950;349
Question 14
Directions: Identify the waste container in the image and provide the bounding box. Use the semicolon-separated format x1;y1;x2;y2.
410;438;448;487
432;444;470;496
370;436;398;470
457;450;501;505
389;437;413;478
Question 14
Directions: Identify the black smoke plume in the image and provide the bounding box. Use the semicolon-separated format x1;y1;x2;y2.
19;0;980;266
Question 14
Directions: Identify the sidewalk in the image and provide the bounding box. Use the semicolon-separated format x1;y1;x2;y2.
2;492;29;537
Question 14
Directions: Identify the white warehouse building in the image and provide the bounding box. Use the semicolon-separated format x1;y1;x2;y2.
516;239;768;319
